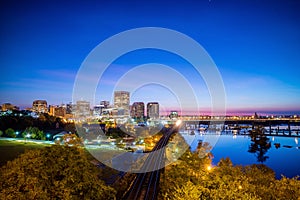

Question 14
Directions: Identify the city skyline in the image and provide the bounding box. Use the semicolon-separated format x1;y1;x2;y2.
1;0;300;115
2;97;300;117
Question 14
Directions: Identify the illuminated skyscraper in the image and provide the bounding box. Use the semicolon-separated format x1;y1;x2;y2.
114;91;130;115
32;100;48;113
49;105;66;118
147;102;159;119
75;100;90;118
130;102;145;118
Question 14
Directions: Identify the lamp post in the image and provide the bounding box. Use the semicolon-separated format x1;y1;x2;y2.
46;134;51;141
25;133;31;144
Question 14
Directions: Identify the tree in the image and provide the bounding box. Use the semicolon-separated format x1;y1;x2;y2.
0;145;116;199
248;126;271;163
5;128;15;138
23;127;46;140
64;123;76;133
112;173;135;199
0;130;3;137
159;137;300;200
106;127;127;138
172;181;202;200
272;176;300;199
62;133;83;146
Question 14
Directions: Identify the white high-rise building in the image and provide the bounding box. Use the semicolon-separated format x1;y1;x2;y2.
114;91;130;115
75;100;90;118
147;102;159;119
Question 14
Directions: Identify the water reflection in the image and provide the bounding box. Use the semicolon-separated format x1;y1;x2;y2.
248;127;271;163
182;130;300;178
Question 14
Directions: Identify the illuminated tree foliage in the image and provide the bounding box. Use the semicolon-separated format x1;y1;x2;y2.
0;145;116;200
160;128;300;199
62;133;83;146
160;153;300;200
23;126;45;140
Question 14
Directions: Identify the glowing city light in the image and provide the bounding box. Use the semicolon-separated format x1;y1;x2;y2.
175;120;182;127
206;165;212;171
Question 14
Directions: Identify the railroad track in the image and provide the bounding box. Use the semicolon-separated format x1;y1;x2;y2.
122;127;177;200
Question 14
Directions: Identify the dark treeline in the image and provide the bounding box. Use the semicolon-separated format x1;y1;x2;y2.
0;113;64;132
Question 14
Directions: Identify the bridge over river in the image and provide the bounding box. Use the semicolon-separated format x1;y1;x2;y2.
180;118;300;137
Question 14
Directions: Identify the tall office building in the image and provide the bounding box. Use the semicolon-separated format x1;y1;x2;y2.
49;105;55;116
130;102;145;118
147;102;159;119
75;100;90;118
66;102;73;114
49;105;66;118
114;91;130;115
54;106;66;117
32;100;48;113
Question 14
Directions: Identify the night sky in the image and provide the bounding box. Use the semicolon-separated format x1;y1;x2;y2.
1;0;299;115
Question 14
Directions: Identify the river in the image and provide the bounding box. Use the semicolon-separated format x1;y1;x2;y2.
181;132;300;179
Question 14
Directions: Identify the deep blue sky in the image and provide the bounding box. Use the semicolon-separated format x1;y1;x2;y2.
0;0;299;115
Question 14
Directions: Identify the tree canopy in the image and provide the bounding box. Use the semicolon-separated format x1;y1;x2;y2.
160;153;300;200
159;127;300;200
5;128;15;138
23;126;45;140
0;145;116;200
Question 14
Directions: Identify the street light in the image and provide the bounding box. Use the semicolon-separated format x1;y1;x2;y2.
206;165;212;171
25;133;31;144
46;134;51;141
